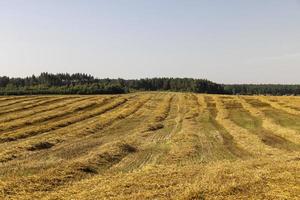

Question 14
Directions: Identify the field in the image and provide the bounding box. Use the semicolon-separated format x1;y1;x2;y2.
0;92;299;200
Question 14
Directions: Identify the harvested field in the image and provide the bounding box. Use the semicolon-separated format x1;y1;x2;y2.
0;93;299;200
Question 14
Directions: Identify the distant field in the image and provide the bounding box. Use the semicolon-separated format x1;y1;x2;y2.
0;92;299;199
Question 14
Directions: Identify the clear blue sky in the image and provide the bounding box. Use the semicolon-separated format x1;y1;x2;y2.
0;0;300;84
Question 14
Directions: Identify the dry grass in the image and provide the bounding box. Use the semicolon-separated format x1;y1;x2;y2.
144;93;173;131
258;96;300;115
238;96;300;144
213;96;282;156
0;93;299;200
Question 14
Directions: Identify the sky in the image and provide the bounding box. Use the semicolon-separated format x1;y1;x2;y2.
0;0;300;84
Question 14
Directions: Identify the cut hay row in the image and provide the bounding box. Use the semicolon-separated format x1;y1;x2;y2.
0;96;89;123
0;96;141;163
147;94;186;157
0;95;151;173
147;94;183;142
165;94;188;139
0;97;11;102
0;96;68;116
238;96;300;145
73;141;139;175
107;94;179;171
165;94;212;164
0;96;30;104
0;141;139;197
142;94;198;165
0;96;49;110
0;97;129;142
113;94;181;170
202;96;250;159
270;96;300;106
0;96;112;132
279;95;300;103
0;96;37;107
30;153;300;200
275;98;300;112
110;95;169;168
223;98;299;151
0;93;299;200
257;96;300;115
0;97;149;190
52;94;156;172
214;96;282;156
196;95;208;113
2;95;147;154
184;94;200;120
104;94;151;121
145;94;174;131
153;94;174;122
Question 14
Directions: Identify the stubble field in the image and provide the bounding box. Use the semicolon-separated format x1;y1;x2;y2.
0;92;299;199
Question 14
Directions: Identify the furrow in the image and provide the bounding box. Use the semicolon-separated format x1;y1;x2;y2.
144;93;174;132
0;97;128;142
0;95;142;163
0;96;30;104
223;97;299;151
146;93;179;142
0;95;153;194
0;96;88;123
0;96;48;110
0;97;65;116
214;96;282;156
257;96;300;116
0;96;112;132
201;95;249;159
238;96;300;145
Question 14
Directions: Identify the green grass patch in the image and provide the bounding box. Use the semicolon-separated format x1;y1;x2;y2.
264;109;300;132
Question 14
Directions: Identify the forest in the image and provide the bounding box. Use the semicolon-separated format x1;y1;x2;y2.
0;73;299;95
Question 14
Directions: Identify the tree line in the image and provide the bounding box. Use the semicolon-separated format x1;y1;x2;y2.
0;73;299;95
0;73;127;95
224;84;300;96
